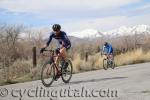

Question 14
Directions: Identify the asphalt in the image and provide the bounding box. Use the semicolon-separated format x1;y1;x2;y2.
0;62;150;100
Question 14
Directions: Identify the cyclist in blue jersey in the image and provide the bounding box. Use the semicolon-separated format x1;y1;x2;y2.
40;24;71;69
102;42;114;62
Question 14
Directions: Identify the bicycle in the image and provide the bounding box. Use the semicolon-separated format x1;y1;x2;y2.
102;54;115;70
41;49;73;87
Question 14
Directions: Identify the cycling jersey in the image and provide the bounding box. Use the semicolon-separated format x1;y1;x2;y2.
102;44;113;54
46;31;71;50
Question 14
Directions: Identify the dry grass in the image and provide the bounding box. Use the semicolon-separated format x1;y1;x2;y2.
8;59;32;79
72;54;82;73
0;59;43;86
72;53;104;73
115;49;150;66
89;53;104;70
1;49;150;86
72;49;150;72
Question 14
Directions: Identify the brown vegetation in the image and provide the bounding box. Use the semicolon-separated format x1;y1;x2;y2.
0;24;150;86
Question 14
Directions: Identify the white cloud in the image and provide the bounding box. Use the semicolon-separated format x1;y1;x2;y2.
0;0;141;15
62;14;150;32
135;3;150;10
129;3;150;15
1;0;149;32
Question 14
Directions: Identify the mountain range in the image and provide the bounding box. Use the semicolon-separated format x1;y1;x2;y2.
69;25;150;38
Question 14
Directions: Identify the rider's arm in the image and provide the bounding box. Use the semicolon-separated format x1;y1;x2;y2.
40;33;54;53
102;46;105;54
61;31;71;48
108;45;112;54
64;34;71;47
46;33;54;47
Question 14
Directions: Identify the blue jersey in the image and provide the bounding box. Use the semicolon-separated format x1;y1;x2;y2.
46;31;71;49
102;44;113;54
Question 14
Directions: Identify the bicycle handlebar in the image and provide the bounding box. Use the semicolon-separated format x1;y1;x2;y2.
43;49;54;52
40;49;55;57
41;49;64;59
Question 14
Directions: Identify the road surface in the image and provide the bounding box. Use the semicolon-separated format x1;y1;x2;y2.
0;63;150;100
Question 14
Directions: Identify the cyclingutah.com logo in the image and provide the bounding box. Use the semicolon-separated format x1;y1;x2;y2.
0;88;9;97
0;86;118;100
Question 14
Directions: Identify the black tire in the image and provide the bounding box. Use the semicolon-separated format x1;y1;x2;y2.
61;59;73;83
111;61;115;69
103;59;108;70
41;61;55;87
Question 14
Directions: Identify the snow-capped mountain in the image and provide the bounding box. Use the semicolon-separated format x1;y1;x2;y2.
132;25;150;33
104;26;133;37
104;25;150;37
69;25;150;38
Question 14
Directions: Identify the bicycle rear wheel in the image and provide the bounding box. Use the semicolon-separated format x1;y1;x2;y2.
61;59;73;83
41;61;55;87
103;59;108;70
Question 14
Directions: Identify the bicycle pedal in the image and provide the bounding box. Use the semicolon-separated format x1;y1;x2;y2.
54;77;58;81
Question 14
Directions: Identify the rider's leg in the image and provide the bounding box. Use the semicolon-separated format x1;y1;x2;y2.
55;47;67;67
54;53;61;79
110;53;114;61
60;47;69;70
109;53;114;65
60;47;67;60
55;56;60;66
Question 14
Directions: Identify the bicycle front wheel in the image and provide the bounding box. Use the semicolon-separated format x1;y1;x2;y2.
61;59;73;83
103;59;108;70
41;61;55;87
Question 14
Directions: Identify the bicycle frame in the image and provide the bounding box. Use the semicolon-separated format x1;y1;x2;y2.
42;49;65;75
103;54;113;61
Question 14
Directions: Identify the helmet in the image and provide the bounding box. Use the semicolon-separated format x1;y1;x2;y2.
104;42;108;46
52;24;61;31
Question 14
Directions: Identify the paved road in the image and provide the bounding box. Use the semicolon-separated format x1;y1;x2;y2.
0;63;150;100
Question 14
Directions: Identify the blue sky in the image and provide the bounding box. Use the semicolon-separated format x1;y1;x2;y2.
0;0;150;32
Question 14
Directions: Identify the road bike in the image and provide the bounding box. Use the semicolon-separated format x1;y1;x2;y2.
102;54;115;70
41;49;73;87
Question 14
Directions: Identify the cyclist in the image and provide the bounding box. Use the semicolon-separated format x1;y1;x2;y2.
40;24;71;79
102;42;114;63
